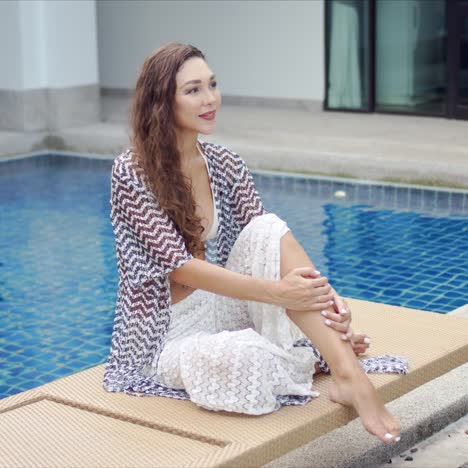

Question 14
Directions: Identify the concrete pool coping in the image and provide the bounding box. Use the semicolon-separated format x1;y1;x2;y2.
1;100;468;188
1;298;467;467
3;148;468;198
268;363;468;468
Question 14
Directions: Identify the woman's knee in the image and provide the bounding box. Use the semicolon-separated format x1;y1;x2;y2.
225;213;288;273
233;213;290;256
242;213;287;235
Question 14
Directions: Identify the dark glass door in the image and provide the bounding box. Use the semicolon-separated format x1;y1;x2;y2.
375;0;447;116
325;0;371;111
325;0;468;120
448;1;468;118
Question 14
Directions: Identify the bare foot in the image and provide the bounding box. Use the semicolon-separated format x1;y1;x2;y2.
328;367;401;444
349;332;370;356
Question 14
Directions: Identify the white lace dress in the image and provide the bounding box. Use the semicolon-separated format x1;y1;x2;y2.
145;213;321;415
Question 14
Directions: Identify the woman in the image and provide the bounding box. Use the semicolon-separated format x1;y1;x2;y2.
104;42;406;443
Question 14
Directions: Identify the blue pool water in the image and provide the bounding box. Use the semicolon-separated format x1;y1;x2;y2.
1;154;467;399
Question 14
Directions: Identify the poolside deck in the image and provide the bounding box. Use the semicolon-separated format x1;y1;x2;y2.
1;298;467;467
1;101;467;465
1;97;468;188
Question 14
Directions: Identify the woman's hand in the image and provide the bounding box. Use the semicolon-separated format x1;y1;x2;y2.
274;267;334;311
320;289;371;353
349;330;371;355
321;287;352;335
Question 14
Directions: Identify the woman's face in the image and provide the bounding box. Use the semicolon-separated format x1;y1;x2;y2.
173;57;221;136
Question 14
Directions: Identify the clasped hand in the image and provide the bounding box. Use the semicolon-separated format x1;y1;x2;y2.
276;267;370;354
277;266;352;332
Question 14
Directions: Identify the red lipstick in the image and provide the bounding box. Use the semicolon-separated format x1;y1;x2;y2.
199;110;216;121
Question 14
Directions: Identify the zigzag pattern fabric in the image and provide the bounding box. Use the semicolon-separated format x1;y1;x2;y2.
103;141;408;403
293;339;408;376
103;142;267;397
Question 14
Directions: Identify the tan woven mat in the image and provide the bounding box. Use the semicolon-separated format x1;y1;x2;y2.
1;299;467;467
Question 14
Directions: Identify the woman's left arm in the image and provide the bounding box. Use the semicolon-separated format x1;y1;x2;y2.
229;153;359;343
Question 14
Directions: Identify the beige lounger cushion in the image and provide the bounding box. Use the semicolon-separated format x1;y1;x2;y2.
1;298;467;467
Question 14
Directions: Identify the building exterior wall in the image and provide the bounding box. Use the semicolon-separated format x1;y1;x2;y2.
0;0;99;131
38;0;99;89
0;1;24;90
97;0;324;102
0;0;98;90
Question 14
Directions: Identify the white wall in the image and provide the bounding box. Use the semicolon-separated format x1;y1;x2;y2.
0;1;24;89
0;0;98;90
97;0;324;101
18;0;47;89
40;0;99;88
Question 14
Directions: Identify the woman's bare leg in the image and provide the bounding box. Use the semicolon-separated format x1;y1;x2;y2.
280;231;400;443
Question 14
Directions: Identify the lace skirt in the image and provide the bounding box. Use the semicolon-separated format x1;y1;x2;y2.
145;213;408;415
147;213;320;415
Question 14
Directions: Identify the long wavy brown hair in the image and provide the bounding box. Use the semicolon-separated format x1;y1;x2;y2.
131;42;206;256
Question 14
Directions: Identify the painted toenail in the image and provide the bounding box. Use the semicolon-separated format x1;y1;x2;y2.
325;319;331;326
341;308;348;315
341;335;348;341
395;437;401;442
384;433;393;440
364;337;371;344
321;311;327;317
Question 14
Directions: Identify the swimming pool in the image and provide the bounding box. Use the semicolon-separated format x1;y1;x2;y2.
1;154;467;399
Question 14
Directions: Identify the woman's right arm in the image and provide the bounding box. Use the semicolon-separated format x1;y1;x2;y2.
170;258;334;312
111;155;194;286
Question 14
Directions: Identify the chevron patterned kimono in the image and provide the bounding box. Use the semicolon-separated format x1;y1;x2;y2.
103;142;270;399
103;141;408;404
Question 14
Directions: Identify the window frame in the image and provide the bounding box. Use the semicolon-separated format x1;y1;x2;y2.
324;0;466;119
